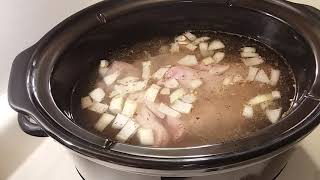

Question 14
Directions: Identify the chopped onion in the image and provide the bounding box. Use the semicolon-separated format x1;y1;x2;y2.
270;68;281;86
88;102;109;114
266;108;282;123
158;103;181;118
170;43;180;53
100;60;109;68
208;40;225;50
241;52;259;58
94;113;115;132
111;113;131;129
81;96;93;109
122;99;138;118
145;101;166;119
152;67;170;80
109;90;120;98
242;47;256;53
255;69;270;84
199;42;209;57
164;79;180;89
181;94;197;103
223;76;233;86
175;35;187;42
272;91;281;99
145;84;161;102
209;65;230;75
113;80;148;96
117;76;139;85
248;94;274;106
136;128;154;146
103;71;120;85
142;61;151;80
171;100;193;114
246;67;259;81
109;96;124;114
242;105;254;119
242;57;264;66
89;88;105;102
178;55;198;66
115;120;139;143
193;37;210;45
213;52;225;63
185;43;198;51
202;57;215;65
170;88;186;103
177;41;189;45
233;75;244;83
190;79;203;89
160;88;171;95
184;32;197;41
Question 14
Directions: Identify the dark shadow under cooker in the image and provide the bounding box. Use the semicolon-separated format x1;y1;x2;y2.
8;0;320;179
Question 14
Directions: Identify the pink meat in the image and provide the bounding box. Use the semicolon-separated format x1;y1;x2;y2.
164;117;186;142
165;66;200;88
136;105;170;147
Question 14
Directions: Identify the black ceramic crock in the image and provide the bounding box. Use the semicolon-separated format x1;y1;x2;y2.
8;0;320;179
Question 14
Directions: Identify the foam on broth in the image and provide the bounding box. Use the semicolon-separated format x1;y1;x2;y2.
72;32;295;148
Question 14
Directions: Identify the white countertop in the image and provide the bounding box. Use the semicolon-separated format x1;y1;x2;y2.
1;0;320;180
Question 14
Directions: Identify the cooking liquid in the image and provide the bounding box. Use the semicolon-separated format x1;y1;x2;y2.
72;32;295;147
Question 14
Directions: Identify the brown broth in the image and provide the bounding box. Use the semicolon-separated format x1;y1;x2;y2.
72;32;295;148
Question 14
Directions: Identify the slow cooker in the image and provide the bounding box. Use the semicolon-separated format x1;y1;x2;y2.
8;0;320;179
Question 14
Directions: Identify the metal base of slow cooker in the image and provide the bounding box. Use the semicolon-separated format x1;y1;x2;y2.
76;164;287;180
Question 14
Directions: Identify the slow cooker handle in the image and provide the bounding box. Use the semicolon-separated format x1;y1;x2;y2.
8;45;48;137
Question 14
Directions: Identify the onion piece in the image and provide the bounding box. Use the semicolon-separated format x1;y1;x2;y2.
136;128;154;146
248;94;274;106
113;80;148;96
242;105;254;119
100;60;109;68
266;108;282;123
94;113;115;132
145;101;166;119
185;43;198;51
152;67;170;80
213;52;225;63
272;91;281;99
81;96;93;109
184;32;197;41
242;57;264;66
111;113;131;129
242;47;256;53
192;37;210;45
89;88;105;102
178;55;198;66
202;57;215;65
115;120;139;143
88;102;109;114
171;100;193;114
246;67;259;81
145;84;161;102
208;40;225;50
109;96;124;114
142;61;151;80
223;76;233;86
270;68;281;86
158;103;181;118
190;79;203;89
122;99;138;118
209;65;230;75
170;43;180;53
241;52;259;58
255;69;270;84
170;88;186;103
181;94;197;103
164;79;180;89
104;71;120;85
160;88;171;95
117;76;139;85
199;42;209;57
175;35;187;42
